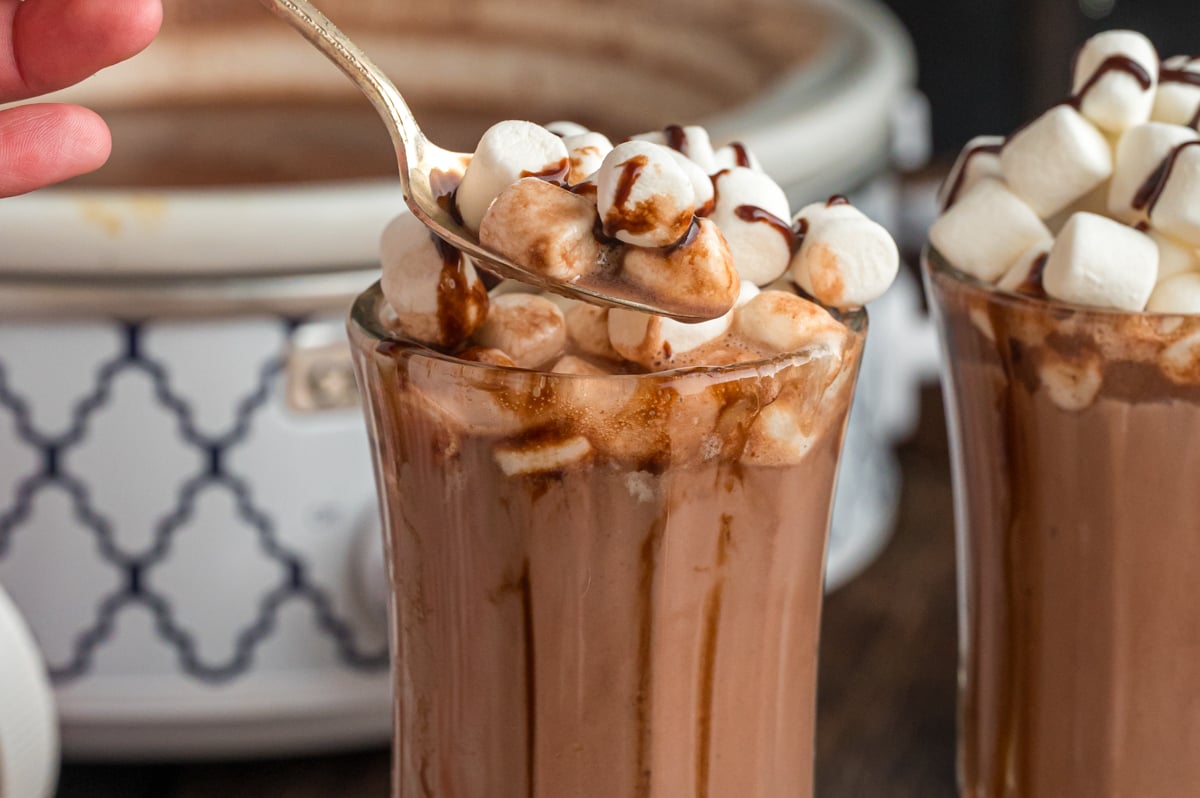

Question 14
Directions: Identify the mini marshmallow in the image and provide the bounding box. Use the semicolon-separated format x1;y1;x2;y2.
1072;30;1159;133
456;120;569;231
621;217;739;320
938;136;1005;210
608;306;732;370
562;131;613;185
1148;229;1200;282
740;399;817;466
1000;104;1114;218
565;303;620;360
550;355;610;376
458;347;517;367
1038;349;1104;412
1152;56;1200;127
473;293;567;368
479;178;602;281
733;290;847;355
1147;271;1200;313
596;141;696;247
632;125;717;173
930;179;1054;281
712;142;763;173
709;167;793;285
1147;142;1200;247
996;242;1051;293
494;434;593;476
1042;212;1158;311
545;120;590;137
789;201;899;308
380;213;488;349
1108;123;1198;222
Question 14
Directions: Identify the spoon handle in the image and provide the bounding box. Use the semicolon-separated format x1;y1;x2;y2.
257;0;420;187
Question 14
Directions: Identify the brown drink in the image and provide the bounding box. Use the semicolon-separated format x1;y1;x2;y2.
349;283;865;798
927;252;1200;798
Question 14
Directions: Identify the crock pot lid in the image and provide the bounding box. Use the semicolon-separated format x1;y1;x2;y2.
0;0;912;278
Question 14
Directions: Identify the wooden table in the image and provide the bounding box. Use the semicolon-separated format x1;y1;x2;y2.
56;386;959;798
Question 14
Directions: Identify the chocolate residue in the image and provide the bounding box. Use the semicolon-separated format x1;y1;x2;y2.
1191;105;1200;131
1160;65;1200;88
734;204;803;254
826;195;850;207
730;143;752;169
1016;253;1050;298
664;124;687;153
636;518;667;798
520;563;537;797
1132;140;1200;214
942;141;1005;209
433;234;487;348
666;217;701;253
521;158;570;183
603;154;694;240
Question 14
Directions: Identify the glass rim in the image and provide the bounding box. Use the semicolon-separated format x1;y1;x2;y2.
349;280;868;382
923;245;1189;321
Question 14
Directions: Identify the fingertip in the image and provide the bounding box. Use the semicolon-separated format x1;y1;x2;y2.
0;104;112;197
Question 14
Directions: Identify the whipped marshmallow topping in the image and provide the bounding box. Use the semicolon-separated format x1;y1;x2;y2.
933;30;1200;313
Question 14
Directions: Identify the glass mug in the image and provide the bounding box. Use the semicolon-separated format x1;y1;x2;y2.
348;282;866;797
926;249;1200;798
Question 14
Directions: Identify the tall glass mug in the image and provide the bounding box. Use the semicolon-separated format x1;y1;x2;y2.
348;282;865;797
925;250;1200;798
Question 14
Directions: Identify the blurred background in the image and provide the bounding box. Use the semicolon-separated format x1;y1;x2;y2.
883;0;1200;155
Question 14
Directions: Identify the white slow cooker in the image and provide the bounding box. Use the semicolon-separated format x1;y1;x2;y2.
0;0;921;759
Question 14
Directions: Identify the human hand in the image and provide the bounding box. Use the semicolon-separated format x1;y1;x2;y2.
1;0;162;197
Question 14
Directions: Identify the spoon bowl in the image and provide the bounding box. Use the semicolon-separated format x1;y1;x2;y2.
258;0;712;321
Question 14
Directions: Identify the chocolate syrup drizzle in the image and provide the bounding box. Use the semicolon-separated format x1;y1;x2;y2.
1069;54;1154;109
730;143;752;169
1016;253;1049;298
664;124;688;153
1132;139;1200;216
941;141;1005;210
733;205;806;255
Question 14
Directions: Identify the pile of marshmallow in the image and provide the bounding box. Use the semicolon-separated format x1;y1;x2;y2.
931;31;1200;314
380;120;899;372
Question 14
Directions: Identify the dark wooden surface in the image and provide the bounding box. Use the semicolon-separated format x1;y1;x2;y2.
56;386;958;798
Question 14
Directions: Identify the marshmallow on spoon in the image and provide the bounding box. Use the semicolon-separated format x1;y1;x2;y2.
473;293;568;368
545;120;590;137
562;131;613;185
1147;142;1200;247
1042;212;1159;311
1072;30;1159;133
1147;271;1200;313
380;213;489;349
709;167;793;285
632;125;717;173
596;141;696;247
666;149;715;216
790;200;900;308
1000;104;1114;218
938;135;1005;210
1152;56;1200;127
456;120;569;232
1107;123;1198;222
479;178;602;281
621;218;740;318
930;179;1054;282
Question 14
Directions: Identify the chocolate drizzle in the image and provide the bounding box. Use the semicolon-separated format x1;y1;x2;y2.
1070;55;1154;110
942;141;1005;209
433;233;486;348
1016;253;1049;298
635;518;667;798
729;143;752;169
520;158;570;183
1160;63;1200;88
664;124;688;153
519;563;536;798
695;513;732;798
666;216;701;253
734;205;805;254
826;195;850;207
1132;140;1200;215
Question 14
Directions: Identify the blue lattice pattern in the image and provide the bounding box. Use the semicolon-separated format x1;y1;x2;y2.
0;321;387;683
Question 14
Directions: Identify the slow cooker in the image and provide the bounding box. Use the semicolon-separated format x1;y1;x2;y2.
0;0;920;759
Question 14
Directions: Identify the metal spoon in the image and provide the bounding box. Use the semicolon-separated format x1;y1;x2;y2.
257;0;710;322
